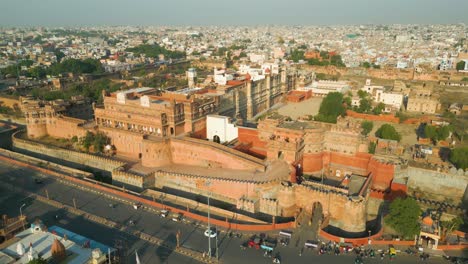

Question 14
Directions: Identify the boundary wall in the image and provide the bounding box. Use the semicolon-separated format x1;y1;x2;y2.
0;149;295;232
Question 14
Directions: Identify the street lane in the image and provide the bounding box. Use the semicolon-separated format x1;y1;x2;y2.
0;160;449;264
0;184;201;264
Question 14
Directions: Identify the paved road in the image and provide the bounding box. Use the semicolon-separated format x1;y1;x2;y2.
0;160;451;264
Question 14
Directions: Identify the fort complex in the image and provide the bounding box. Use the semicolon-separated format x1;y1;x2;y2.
14;65;468;239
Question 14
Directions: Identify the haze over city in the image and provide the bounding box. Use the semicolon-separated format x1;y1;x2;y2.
1;0;468;26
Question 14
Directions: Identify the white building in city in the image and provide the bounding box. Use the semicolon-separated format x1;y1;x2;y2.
206;115;238;143
361;79;404;110
301;80;350;97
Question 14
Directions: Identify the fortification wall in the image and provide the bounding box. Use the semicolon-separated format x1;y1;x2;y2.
141;139;172;167
346;110;400;124
0;152;295;231
367;158;395;190
0;148;93;179
293;184;367;233
100;127;144;159
12;132;126;176
170;138;265;171
302;152;323;173
237;127;267;149
303;152;371;175
155;170;257;203
112;169;147;188
46;118;88;139
27;123;47;139
401;166;468;203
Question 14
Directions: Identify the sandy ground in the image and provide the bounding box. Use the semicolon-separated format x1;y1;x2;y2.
277;97;323;120
369;120;419;146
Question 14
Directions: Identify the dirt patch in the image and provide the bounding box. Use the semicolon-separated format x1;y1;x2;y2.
277;97;323;120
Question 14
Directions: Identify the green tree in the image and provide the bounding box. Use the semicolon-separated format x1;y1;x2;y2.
441;217;464;241
450;147;468;170
361;121;374;136
93;132;110;153
372;103;385;115
28;257;47;264
315;92;346;123
343;96;352;108
81;131;95;151
330;55;345;67
456;60;466;71
424;125;438;143
357;90;368;99
385;197;421;239
54;49;65;62
277;37;285;45
358;98;372;113
368;141;377;154
375;124;401;141
125;44;185;59
28;66;47;79
437;125;451;141
362;62;371;68
290;49;305;62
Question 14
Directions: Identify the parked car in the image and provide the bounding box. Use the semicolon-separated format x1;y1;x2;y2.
160;209;169;218
248;236;262;249
261;238;277;252
172;213;183;222
278;230;292;246
204;228;217;238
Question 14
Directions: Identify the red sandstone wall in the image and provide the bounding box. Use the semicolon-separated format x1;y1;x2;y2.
346;110;400;124
0;154;294;232
286;90;312;103
304;152;371;174
27;123;47;139
367;158;395;190
171;176;256;201
170;139;262;171
100;127;144;159
302;152;323;172
237;127;267;149
328;152;370;170
46;119;87;139
141;139;172;167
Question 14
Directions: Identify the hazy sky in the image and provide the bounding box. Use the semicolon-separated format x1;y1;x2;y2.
1;0;467;26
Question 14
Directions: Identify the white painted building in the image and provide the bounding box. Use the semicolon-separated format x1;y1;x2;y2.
375;90;404;110
214;73;234;85
206;115;238;143
301;80;350;97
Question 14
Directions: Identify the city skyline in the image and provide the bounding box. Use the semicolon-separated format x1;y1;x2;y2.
1;0;468;26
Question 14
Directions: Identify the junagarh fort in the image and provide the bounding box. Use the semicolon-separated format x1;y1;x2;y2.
14;67;467;239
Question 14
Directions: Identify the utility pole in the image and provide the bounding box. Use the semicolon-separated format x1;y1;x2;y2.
73;198;77;209
45;189;49;199
176;230;181;248
215;226;219;260
205;181;212;258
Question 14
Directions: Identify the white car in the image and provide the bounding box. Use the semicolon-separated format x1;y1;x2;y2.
172;213;183;222
160;210;169;218
204;229;217;238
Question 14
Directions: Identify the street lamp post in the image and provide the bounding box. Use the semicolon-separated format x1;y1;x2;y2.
206;181;212;258
19;203;26;230
368;230;372;245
